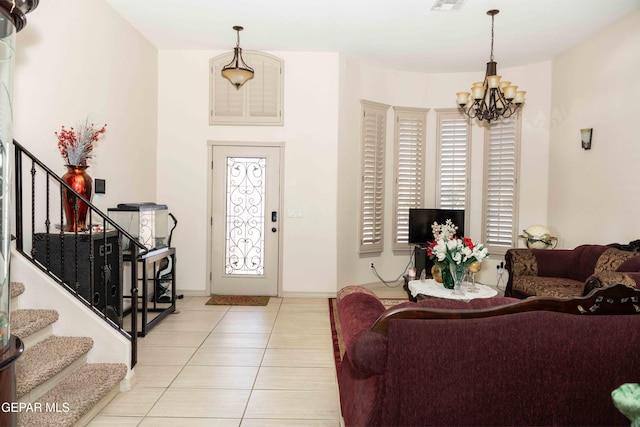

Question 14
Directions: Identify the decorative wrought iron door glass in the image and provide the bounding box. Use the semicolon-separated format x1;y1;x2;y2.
225;156;266;275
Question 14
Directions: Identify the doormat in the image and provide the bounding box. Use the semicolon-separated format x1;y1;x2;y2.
206;295;270;306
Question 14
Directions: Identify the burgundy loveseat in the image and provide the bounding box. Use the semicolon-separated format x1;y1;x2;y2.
505;244;640;299
337;284;640;426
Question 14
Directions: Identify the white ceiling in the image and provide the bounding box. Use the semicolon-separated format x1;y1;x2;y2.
105;0;640;73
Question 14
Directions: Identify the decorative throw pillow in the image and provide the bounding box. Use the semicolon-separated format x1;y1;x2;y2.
616;255;640;272
595;248;636;273
509;249;538;276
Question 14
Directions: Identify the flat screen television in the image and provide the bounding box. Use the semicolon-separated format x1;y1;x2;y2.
408;208;465;245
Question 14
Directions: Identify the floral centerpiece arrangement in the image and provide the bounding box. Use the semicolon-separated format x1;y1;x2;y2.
426;219;489;294
55;119;107;166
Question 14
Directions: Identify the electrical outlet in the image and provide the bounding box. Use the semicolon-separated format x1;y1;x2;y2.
370;262;374;270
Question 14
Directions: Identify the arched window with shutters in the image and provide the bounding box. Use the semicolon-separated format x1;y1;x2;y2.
209;51;283;125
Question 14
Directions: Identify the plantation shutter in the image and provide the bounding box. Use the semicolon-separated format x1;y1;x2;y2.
483;116;520;252
212;58;243;119
247;56;280;119
210;51;283;125
359;100;390;254
437;110;469;212
393;107;427;250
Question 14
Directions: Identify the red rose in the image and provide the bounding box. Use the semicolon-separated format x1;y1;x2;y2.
463;237;474;250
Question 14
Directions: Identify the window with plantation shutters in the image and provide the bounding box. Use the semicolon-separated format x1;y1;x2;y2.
483;115;520;254
392;107;428;250
359;100;390;254
209;51;283;125
436;109;469;214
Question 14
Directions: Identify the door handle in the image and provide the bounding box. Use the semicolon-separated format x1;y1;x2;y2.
271;211;277;222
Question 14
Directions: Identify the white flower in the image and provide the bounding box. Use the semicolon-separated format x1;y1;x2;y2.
428;230;490;268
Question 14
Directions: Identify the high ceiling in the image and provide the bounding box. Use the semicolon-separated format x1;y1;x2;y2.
105;0;640;73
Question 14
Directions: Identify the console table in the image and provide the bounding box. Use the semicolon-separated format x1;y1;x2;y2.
123;247;176;336
33;231;122;323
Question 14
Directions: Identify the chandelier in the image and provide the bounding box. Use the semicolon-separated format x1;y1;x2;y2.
456;10;525;123
221;26;254;90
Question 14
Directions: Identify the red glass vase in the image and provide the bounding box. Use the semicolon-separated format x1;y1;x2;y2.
62;165;93;232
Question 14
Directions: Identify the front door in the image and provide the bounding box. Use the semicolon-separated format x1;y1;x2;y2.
210;144;281;296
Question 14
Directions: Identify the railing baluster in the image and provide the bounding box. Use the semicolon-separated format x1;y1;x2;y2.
73;201;79;297
88;208;95;313
60;186;65;286
14;145;23;252
12;140;145;369
130;243;138;367
29;160;35;258
45;173;51;272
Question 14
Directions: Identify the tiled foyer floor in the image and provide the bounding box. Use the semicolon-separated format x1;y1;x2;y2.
88;284;406;426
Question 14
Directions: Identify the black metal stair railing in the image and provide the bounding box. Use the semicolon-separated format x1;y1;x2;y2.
13;140;145;367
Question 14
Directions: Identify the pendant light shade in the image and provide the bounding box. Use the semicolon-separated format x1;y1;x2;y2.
221;26;254;90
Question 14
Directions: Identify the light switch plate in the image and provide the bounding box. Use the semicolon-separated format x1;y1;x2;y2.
287;208;303;218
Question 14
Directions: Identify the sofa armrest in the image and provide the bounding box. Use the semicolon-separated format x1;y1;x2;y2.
505;248;587;297
583;271;640;296
505;248;537;297
337;287;388;376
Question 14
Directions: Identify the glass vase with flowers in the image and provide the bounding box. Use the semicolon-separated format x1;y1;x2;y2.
426;219;489;295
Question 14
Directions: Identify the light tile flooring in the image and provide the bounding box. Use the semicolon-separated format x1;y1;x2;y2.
87;285;405;426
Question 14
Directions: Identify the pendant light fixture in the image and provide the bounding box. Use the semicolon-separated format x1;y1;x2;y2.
456;10;525;123
221;25;254;90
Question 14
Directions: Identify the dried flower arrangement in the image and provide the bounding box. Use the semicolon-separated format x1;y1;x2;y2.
55;119;107;166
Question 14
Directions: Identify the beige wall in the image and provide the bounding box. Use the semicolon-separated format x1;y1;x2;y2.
549;9;640;248
14;0;158;213
14;2;638;297
337;58;552;288
157;50;340;296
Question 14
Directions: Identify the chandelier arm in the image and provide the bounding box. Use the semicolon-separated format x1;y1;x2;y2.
465;104;478;119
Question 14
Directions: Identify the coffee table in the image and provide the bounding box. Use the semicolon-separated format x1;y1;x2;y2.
406;278;498;301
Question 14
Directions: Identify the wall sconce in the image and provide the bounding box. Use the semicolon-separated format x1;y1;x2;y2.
580;128;593;150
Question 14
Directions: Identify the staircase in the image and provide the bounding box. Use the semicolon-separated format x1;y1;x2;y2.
11;282;127;427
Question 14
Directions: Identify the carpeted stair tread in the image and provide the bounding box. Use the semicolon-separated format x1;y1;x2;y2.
16;336;93;398
11;281;25;298
11;309;59;339
17;363;127;427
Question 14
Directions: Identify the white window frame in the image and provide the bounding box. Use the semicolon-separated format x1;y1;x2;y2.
482;114;521;255
359;100;390;254
392;107;428;250
209;50;284;125
436;109;470;229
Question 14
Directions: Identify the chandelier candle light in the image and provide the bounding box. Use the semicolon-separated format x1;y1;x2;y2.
456;10;526;123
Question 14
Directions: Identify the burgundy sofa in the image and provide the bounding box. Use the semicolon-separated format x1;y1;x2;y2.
337;284;640;426
505;244;640;298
